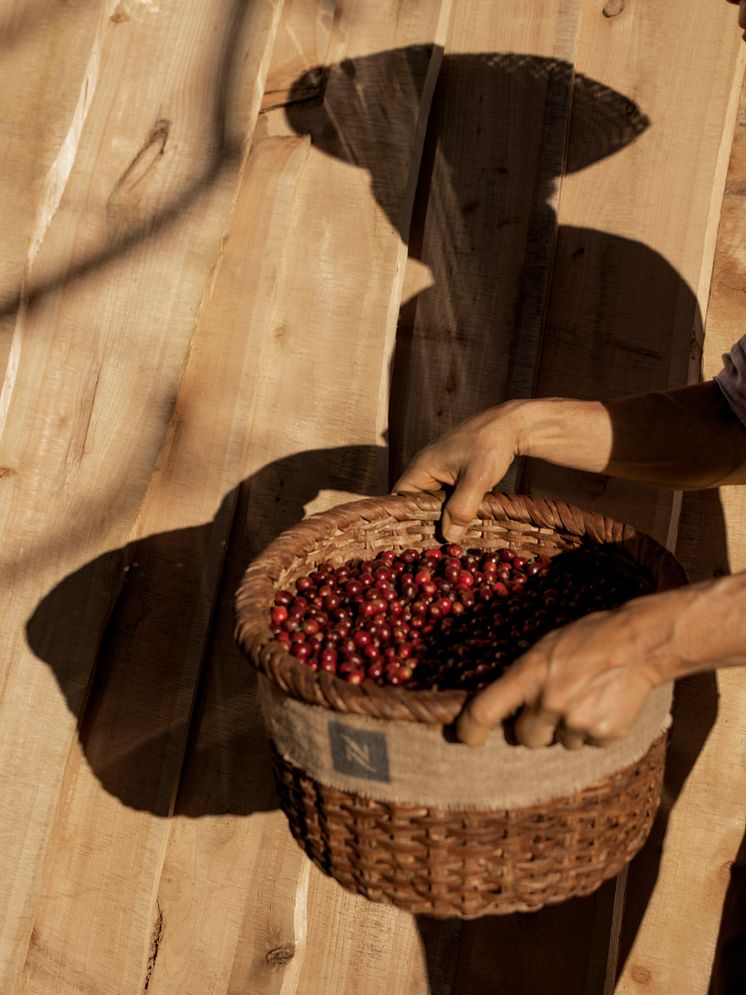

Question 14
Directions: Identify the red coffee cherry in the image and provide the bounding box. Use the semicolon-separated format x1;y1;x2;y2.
268;542;652;691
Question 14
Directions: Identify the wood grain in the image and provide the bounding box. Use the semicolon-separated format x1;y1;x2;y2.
388;0;582;484
0;0;107;385
2;2;283;991
614;66;746;995
0;2;744;993
520;0;745;546
146;2;452;992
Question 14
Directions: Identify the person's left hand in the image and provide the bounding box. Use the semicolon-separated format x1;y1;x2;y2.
456;595;674;749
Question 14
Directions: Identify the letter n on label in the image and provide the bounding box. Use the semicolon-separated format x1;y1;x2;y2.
328;721;390;782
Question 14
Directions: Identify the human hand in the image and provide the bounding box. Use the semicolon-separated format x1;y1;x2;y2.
393;402;526;543
456;594;675;749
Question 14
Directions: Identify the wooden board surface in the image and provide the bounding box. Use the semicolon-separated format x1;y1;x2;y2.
1;1;284;990
613;66;746;995
148;3;452;992
0;1;745;993
388;1;581;483
520;0;745;544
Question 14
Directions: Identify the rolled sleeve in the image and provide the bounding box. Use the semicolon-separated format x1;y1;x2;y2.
714;335;746;428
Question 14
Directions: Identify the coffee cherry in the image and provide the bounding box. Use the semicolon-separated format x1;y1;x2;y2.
269;541;653;691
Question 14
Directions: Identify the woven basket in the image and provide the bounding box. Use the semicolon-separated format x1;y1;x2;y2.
235;491;687;918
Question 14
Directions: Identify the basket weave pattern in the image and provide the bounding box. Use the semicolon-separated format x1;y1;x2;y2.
271;734;667;918
235;491;686;917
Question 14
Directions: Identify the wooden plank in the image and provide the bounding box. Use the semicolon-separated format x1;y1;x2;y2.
1;2;283;992
2;4;743;993
388;0;582;484
519;0;745;546
145;3;453;993
448;883;617;995
441;3;743;993
383;2;628;993
0;0;105;379
260;0;336;112
518;4;744;993
614;67;746;995
137;131;314;995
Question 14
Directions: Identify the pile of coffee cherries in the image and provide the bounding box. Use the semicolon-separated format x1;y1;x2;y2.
269;542;654;691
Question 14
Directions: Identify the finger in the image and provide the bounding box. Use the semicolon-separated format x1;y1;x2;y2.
560;669;654;746
456;661;541;746
566;713;630;748
442;463;500;542
441;505;474;544
556;725;587;750
514;706;558;748
392;463;445;495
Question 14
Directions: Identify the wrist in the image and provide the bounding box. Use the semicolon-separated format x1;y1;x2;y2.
486;399;534;459
624;573;746;686
502;397;612;471
615;592;686;687
669;573;746;676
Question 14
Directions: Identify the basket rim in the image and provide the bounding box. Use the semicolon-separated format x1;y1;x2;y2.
234;490;688;725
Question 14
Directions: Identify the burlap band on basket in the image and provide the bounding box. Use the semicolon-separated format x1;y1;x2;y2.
259;675;673;810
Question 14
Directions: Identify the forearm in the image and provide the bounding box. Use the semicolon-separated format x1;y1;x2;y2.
512;380;746;489
628;571;746;684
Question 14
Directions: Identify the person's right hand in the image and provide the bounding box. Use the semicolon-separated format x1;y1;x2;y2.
456;598;667;749
393;402;526;542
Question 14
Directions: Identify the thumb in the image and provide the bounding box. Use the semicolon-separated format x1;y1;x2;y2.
441;502;476;544
441;455;511;542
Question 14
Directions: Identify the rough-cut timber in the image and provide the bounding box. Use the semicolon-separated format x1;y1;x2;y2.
145;2;452;993
388;1;582;487
0;1;744;993
613;70;746;995
520;1;745;546
1;1;284;991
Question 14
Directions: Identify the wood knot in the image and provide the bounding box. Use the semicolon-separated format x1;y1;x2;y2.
266;944;295;966
630;964;652;984
602;0;626;17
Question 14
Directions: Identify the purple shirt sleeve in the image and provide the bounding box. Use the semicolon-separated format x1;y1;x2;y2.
714;335;746;427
